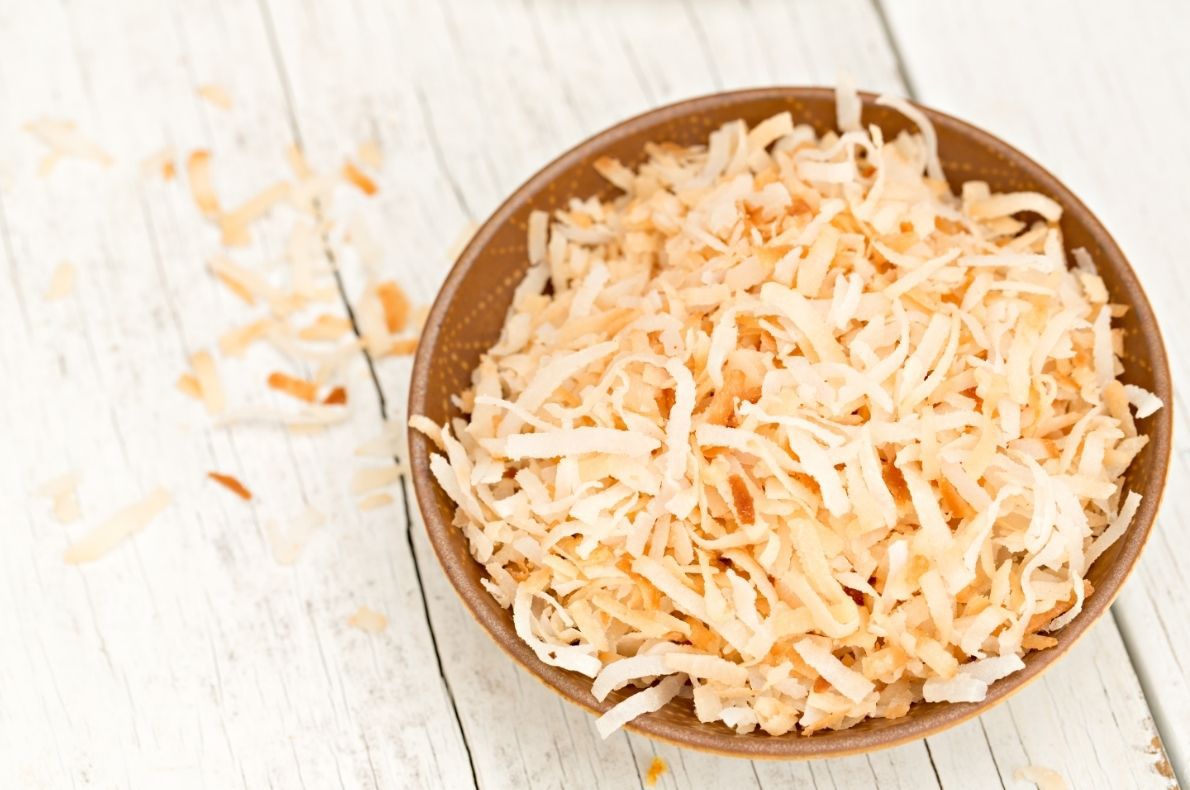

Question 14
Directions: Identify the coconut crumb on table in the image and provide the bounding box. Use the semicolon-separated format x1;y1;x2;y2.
38;472;82;524
24;117;112;175
1015;765;1068;790
197;83;233;110
63;488;171;564
645;756;667;786
347;606;388;633
208;471;253;501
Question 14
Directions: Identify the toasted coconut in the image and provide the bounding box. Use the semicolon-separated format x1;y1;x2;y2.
24;118;112;175
342;160;378;195
298;313;354;341
375;280;410;333
357;139;383;168
267;371;319;403
645;757;667;787
197;84;233;110
417;83;1156;738
220;181;291;247
322;386;348;406
386;337;419;357
38;472;82;524
186;150;220;217
191;351;225;415
1014;765;1067;790
176;373;202;400
218;318;275;357
208;472;252;501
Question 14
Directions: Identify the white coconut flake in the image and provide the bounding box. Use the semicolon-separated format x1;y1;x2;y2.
595;673;686;739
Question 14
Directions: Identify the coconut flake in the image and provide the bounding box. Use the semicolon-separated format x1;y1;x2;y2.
63;488;171;564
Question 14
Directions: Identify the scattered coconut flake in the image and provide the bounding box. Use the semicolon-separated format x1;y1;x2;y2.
191;350;226;415
266;507;324;565
186;150;221;217
140;148;176;181
351;465;402;494
592;652;676;701
358;492;394;511
794;638;875;704
383;337;419;357
342;160;378;195
645;757;667;787
24;118;112;175
298;313;354;341
176;372;202;400
1015;765;1068;790
44;262;76;301
197;84;233;110
208;471;252;501
38;472;81;524
220;181;292;247
63;488;171;564
267;371;319;403
375;280;410;334
218;318;275;357
322;386;348;406
347;605;388;633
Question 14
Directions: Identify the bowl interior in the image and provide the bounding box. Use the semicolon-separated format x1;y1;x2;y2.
408;88;1172;758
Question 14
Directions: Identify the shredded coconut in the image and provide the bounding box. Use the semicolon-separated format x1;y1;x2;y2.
63;488;171;564
418;85;1157;737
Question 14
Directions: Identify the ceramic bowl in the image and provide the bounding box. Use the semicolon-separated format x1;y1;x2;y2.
408;87;1172;758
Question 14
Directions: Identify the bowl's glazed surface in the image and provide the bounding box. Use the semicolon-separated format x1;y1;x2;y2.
409;88;1172;758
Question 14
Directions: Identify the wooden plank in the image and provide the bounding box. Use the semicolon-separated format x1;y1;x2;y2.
0;2;471;787
880;3;1187;784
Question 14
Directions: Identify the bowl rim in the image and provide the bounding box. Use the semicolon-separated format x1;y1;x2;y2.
408;86;1173;759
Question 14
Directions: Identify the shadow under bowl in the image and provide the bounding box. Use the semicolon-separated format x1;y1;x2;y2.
408;87;1172;759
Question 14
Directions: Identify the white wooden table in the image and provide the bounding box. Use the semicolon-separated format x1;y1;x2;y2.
2;1;1186;788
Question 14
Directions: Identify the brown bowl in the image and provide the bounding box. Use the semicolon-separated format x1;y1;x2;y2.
408;87;1172;758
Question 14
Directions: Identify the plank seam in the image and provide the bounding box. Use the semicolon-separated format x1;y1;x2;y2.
870;0;919;100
